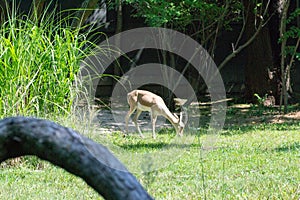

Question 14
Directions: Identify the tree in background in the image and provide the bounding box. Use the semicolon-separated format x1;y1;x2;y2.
7;0;297;107
122;0;299;107
242;0;281;104
123;0;241;56
278;0;300;113
122;0;242;104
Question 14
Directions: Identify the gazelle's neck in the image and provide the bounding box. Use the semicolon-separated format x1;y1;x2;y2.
163;108;180;125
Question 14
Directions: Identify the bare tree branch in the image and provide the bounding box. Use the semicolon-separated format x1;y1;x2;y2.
218;0;271;72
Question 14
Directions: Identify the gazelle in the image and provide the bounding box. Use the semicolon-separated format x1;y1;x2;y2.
125;90;185;138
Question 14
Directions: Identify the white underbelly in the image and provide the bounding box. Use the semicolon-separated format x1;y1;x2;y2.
137;102;152;112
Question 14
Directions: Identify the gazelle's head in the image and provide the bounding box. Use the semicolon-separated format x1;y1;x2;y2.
174;108;187;136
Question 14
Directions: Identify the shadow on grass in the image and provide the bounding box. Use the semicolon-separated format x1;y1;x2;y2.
118;134;205;150
274;142;300;152
119;141;195;150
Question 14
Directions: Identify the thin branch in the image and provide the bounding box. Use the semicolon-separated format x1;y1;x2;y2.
218;20;263;71
218;0;271;72
287;37;300;71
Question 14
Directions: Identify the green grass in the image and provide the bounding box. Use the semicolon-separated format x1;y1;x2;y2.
1;107;299;199
0;162;100;199
0;2;299;199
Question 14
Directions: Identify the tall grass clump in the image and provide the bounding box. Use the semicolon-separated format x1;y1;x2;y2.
0;4;94;117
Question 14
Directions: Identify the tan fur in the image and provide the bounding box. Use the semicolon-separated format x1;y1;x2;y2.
125;90;185;138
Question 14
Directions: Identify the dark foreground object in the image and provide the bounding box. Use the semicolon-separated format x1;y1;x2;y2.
0;117;153;200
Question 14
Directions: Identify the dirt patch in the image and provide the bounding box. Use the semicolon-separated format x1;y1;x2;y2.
226;104;300;126
269;111;300;124
97;109;173;134
96;104;300;134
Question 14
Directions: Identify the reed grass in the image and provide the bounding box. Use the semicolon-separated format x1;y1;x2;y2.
0;3;94;117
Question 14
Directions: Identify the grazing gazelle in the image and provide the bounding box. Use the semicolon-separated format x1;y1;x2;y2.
125;89;185;138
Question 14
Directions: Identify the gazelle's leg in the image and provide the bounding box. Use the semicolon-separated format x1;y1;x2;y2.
125;107;136;135
151;114;157;139
133;109;144;138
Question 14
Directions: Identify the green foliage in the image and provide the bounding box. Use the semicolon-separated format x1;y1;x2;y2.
127;0;240;28
281;8;300;61
0;7;91;116
124;0;241;33
254;93;267;104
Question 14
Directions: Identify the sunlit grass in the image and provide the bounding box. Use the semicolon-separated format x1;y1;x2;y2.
0;4;93;117
1;123;299;199
0;162;101;199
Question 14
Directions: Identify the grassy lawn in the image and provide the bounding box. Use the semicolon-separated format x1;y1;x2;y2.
1;4;298;199
0;105;299;199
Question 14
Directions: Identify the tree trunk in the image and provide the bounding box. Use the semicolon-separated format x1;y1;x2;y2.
114;0;123;77
243;0;281;104
0;0;8;24
71;0;99;28
268;0;282;105
31;0;45;20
